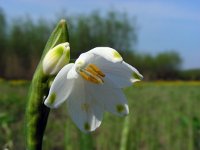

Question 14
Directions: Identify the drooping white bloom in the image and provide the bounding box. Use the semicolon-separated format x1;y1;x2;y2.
44;47;143;132
43;42;70;75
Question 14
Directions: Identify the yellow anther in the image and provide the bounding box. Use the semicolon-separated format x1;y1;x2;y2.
79;71;103;84
79;64;105;84
79;71;91;81
89;76;102;84
85;67;99;77
88;64;105;77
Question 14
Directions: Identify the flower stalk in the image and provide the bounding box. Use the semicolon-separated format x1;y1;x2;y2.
120;116;130;150
25;19;69;150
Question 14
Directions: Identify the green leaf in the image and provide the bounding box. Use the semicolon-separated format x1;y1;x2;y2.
25;19;69;150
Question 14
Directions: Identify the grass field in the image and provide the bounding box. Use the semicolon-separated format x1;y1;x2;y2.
0;80;200;150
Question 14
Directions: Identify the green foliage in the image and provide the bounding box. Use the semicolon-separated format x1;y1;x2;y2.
0;10;137;79
25;20;69;150
128;51;182;80
0;8;185;80
154;51;182;79
0;8;7;75
179;69;200;80
68;11;136;59
0;8;6;47
0;81;29;149
9;18;51;57
7;18;51;77
1;81;200;149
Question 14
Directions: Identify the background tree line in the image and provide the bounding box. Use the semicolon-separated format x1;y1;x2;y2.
0;8;198;80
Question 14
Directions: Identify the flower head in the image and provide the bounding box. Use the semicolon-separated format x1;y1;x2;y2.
42;42;70;75
44;47;143;132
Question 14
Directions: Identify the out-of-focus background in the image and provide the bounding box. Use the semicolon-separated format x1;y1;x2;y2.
0;0;200;149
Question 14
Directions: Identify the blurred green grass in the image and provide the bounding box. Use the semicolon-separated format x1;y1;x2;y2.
0;80;200;150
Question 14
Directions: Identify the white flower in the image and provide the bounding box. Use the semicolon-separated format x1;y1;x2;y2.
44;47;143;132
43;42;70;75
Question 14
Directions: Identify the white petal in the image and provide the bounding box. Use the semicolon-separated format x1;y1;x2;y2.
51;45;70;75
67;76;103;132
44;63;74;108
122;61;143;80
67;65;79;79
88;47;123;63
103;61;143;88
75;47;122;66
104;73;132;88
74;49;142;88
74;52;95;69
87;83;129;116
42;42;70;75
83;58;142;88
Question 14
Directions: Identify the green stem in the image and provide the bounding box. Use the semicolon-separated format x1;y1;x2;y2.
79;132;94;150
25;19;69;150
120;116;130;150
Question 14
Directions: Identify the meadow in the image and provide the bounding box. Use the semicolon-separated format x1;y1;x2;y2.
0;79;200;150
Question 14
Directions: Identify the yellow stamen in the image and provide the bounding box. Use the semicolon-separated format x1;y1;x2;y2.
79;71;101;84
85;67;99;77
79;71;90;81
79;64;105;84
88;64;105;77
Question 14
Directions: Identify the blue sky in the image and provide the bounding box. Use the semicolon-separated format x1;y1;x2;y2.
1;0;200;69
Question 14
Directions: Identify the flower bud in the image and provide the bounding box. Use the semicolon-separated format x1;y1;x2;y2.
43;42;70;75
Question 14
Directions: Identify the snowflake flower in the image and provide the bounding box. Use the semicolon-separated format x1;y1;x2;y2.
44;47;143;132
